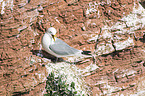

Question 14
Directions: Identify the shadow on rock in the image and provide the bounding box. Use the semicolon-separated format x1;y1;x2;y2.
141;34;145;43
31;50;64;63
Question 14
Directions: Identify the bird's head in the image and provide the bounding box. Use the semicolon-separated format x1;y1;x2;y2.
46;27;57;41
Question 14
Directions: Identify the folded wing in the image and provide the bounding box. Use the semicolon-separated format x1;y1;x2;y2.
49;38;80;56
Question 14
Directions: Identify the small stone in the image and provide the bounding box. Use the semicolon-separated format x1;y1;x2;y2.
81;26;86;31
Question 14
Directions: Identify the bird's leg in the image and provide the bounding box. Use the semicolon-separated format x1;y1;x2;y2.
55;57;58;63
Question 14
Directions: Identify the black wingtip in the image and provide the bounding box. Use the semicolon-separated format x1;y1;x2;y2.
81;51;92;55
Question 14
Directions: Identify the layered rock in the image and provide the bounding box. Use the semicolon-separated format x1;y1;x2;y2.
0;0;145;95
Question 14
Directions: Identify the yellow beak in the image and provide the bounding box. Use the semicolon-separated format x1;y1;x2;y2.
52;34;56;41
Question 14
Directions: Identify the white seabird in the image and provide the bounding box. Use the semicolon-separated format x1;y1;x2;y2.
41;27;91;58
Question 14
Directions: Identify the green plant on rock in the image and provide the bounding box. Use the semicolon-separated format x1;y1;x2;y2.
44;72;79;96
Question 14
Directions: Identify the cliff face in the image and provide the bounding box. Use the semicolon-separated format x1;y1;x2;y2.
0;0;145;95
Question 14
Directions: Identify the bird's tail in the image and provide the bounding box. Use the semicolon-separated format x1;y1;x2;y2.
81;51;92;55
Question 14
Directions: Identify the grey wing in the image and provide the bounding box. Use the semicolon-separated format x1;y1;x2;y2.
49;38;80;56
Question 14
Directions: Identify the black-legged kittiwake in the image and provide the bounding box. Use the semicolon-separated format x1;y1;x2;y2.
41;27;91;58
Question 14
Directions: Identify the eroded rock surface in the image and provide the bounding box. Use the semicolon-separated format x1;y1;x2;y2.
0;0;145;95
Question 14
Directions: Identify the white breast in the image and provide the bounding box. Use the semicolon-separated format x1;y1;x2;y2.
41;33;56;56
